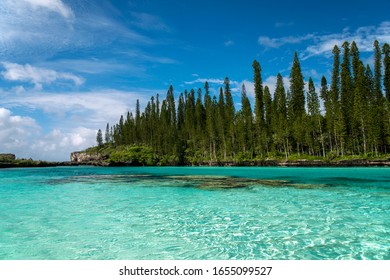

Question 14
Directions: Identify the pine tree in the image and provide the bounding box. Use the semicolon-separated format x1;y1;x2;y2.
273;73;289;157
96;129;103;147
307;78;324;156
383;43;390;101
253;60;265;156
203;82;216;160
353;61;369;155
373;40;385;154
330;45;342;155
135;99;141;144
351;41;360;87
224;77;235;158
340;41;353;153
240;84;253;157
382;43;390;149
217;87;226;159
264;86;273;154
320;76;331;152
104;123;110;144
289;52;306;155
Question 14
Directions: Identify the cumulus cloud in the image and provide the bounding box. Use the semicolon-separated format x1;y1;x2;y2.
0;88;159;160
0;107;106;161
0;107;39;152
1;62;84;90
30;127;97;161
23;0;74;19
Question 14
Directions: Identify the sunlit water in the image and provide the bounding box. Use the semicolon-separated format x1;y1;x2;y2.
0;166;389;260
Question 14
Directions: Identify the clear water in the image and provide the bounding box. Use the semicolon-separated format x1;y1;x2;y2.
0;166;389;260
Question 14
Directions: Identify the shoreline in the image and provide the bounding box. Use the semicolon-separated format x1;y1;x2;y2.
1;158;390;168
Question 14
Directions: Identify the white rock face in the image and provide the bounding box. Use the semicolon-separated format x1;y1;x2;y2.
70;152;102;163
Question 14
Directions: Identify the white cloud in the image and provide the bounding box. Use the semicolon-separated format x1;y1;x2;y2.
185;78;240;86
131;12;171;32
0;87;157;161
30;127;97;161
0;1;152;61
1;62;84;90
185;78;225;85
258;36;283;48
258;21;390;59
0;107;40;152
224;40;234;46
2;89;153;128
23;0;74;19
258;34;314;48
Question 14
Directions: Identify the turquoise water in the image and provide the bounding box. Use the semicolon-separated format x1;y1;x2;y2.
0;166;389;260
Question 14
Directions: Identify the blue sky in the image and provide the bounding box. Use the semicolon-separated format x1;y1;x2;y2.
1;0;390;161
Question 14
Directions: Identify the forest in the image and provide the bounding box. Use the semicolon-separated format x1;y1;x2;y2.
92;40;390;165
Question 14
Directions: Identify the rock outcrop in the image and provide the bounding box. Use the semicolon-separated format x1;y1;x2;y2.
70;151;108;166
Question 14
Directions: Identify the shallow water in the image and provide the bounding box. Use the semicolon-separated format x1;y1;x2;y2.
0;166;389;260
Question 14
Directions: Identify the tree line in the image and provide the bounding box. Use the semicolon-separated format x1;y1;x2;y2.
95;40;390;164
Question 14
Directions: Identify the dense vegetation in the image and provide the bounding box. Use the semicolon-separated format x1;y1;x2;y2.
93;40;390;165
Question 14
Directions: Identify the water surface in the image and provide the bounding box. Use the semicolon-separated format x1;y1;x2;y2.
0;166;389;259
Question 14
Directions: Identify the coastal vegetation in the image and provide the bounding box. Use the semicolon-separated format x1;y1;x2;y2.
0;153;62;168
91;40;390;166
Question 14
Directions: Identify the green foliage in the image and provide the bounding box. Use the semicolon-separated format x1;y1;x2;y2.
89;40;390;165
109;146;155;166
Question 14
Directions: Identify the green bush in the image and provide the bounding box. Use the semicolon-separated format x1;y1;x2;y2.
109;146;155;165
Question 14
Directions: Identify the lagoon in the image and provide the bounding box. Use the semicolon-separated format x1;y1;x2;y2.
0;166;389;259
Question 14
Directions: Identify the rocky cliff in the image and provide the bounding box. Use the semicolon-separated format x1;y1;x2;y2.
70;151;108;166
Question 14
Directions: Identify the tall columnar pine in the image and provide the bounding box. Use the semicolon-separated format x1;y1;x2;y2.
104;123;111;144
320;76;332;151
383;43;390;101
195;88;206;155
96;129;103;147
239;84;254;156
330;45;343;155
224;77;235;157
252;60;265;155
374;40;386;154
272;73;288;157
135;99;141;144
340;41;353;151
382;43;390;147
217;87;226;159
350;41;360;87
307;78;324;156
353;61;369;155
289;52;306;155
203;82;216;160
263;86;273;154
